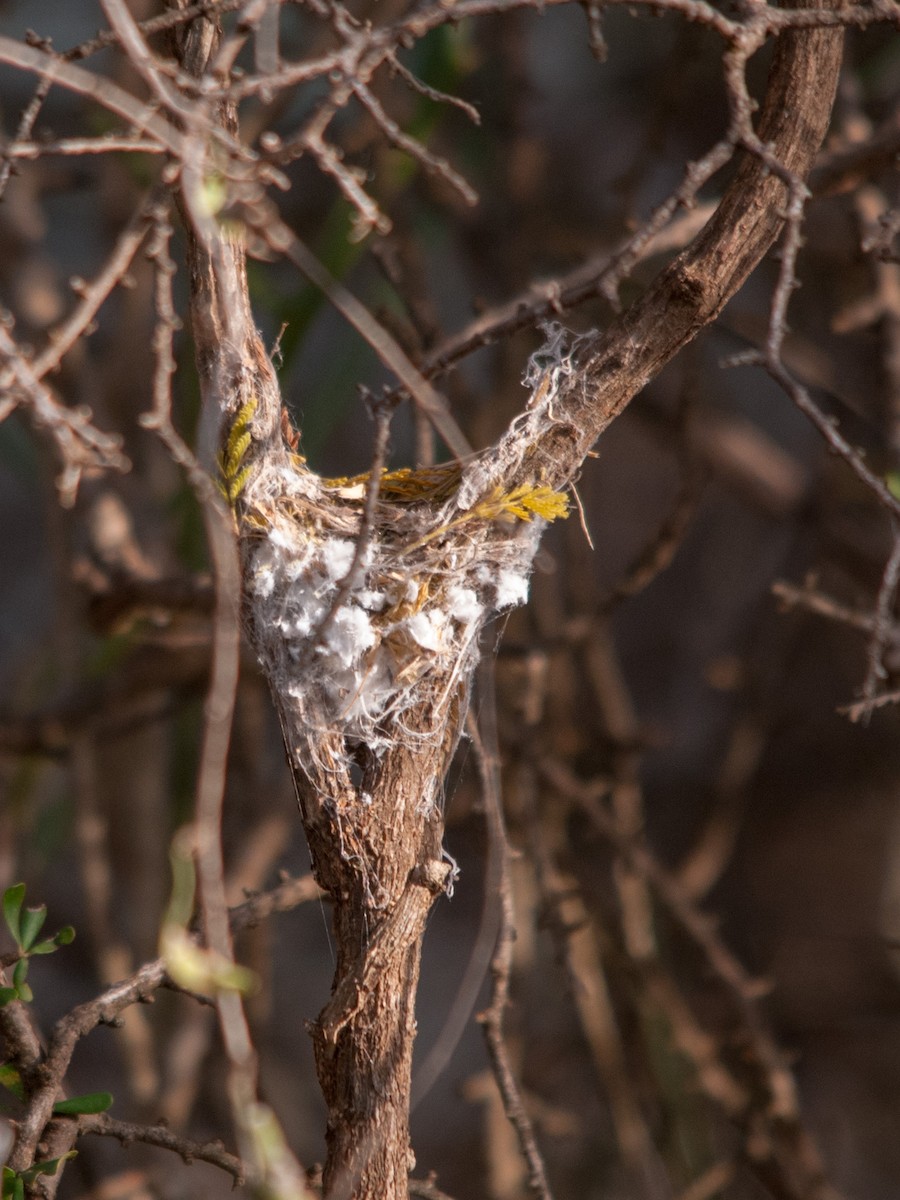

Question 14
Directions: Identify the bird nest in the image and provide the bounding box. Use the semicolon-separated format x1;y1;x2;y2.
221;323;580;794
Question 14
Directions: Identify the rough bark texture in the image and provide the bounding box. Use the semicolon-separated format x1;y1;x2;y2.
170;4;844;1199
306;725;452;1200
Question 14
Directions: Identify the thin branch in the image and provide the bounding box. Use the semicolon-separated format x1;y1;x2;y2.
469;712;555;1200
311;401;393;651
861;524;900;715
3;869;320;1172
4;136;166;158
384;205;714;401
100;0;204;125
0;323;129;505
386;51;481;125
144;193;265;1174
0;37;186;158
258;211;473;459
772;578;893;638
350;79;479;208
78;1112;245;1182
31;199;155;380
538;756;843;1199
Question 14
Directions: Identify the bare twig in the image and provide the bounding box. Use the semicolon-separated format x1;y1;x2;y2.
78;1113;245;1183
539;756;842;1200
311;402;393;650
861;524;900;715
0;323;129;504
31;200;155;380
259;212;473;459
470;712;555;1200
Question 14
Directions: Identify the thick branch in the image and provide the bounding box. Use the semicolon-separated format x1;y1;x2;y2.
466;7;844;498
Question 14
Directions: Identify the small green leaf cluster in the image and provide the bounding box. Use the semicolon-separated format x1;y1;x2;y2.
2;1154;77;1199
1;884;112;1197
0;884;75;1007
0;1063;113;1126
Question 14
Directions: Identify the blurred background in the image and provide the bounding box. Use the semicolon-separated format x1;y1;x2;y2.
2;1;900;1197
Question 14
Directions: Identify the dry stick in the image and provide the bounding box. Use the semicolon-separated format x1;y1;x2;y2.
386;50;481;125
349;79;479;208
5;136;164;158
100;0;204;123
382;205;715;403
598;458;706;612
77;1113;245;1183
0;74;52;199
0;323;129;505
31;199;154;381
411;654;507;1109
468;710;555;1200
0;38;185;158
230;0;883;102
0;0;245;194
753;360;900;522
6;957;169;1173
539;758;842;1200
311;402;392;651
260;212;473;460
69;729;159;1104
861;523;900;713
843;685;900;720
229;872;325;930
144;194;295;1193
771;578;895;639
71;1;246;66
411;99;900;401
520;760;667;1190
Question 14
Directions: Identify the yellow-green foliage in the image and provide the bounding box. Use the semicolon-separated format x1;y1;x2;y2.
323;464;568;524
323;462;463;504
218;396;257;505
470;483;570;523
218;398;569;539
400;479;569;553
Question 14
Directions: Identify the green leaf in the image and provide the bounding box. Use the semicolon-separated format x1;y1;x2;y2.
27;940;57;956
887;470;900;500
19;1151;77;1183
11;960;27;991
18;906;46;953
2;1166;25;1200
53;926;75;947
14;982;32;1005
52;1091;113;1116
2;886;25;947
0;1064;24;1100
0;988;18;1008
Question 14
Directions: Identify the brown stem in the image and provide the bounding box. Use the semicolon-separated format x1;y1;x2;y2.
298;714;453;1200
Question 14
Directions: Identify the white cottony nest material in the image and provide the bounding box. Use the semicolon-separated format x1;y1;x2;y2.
239;325;576;774
246;508;541;755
